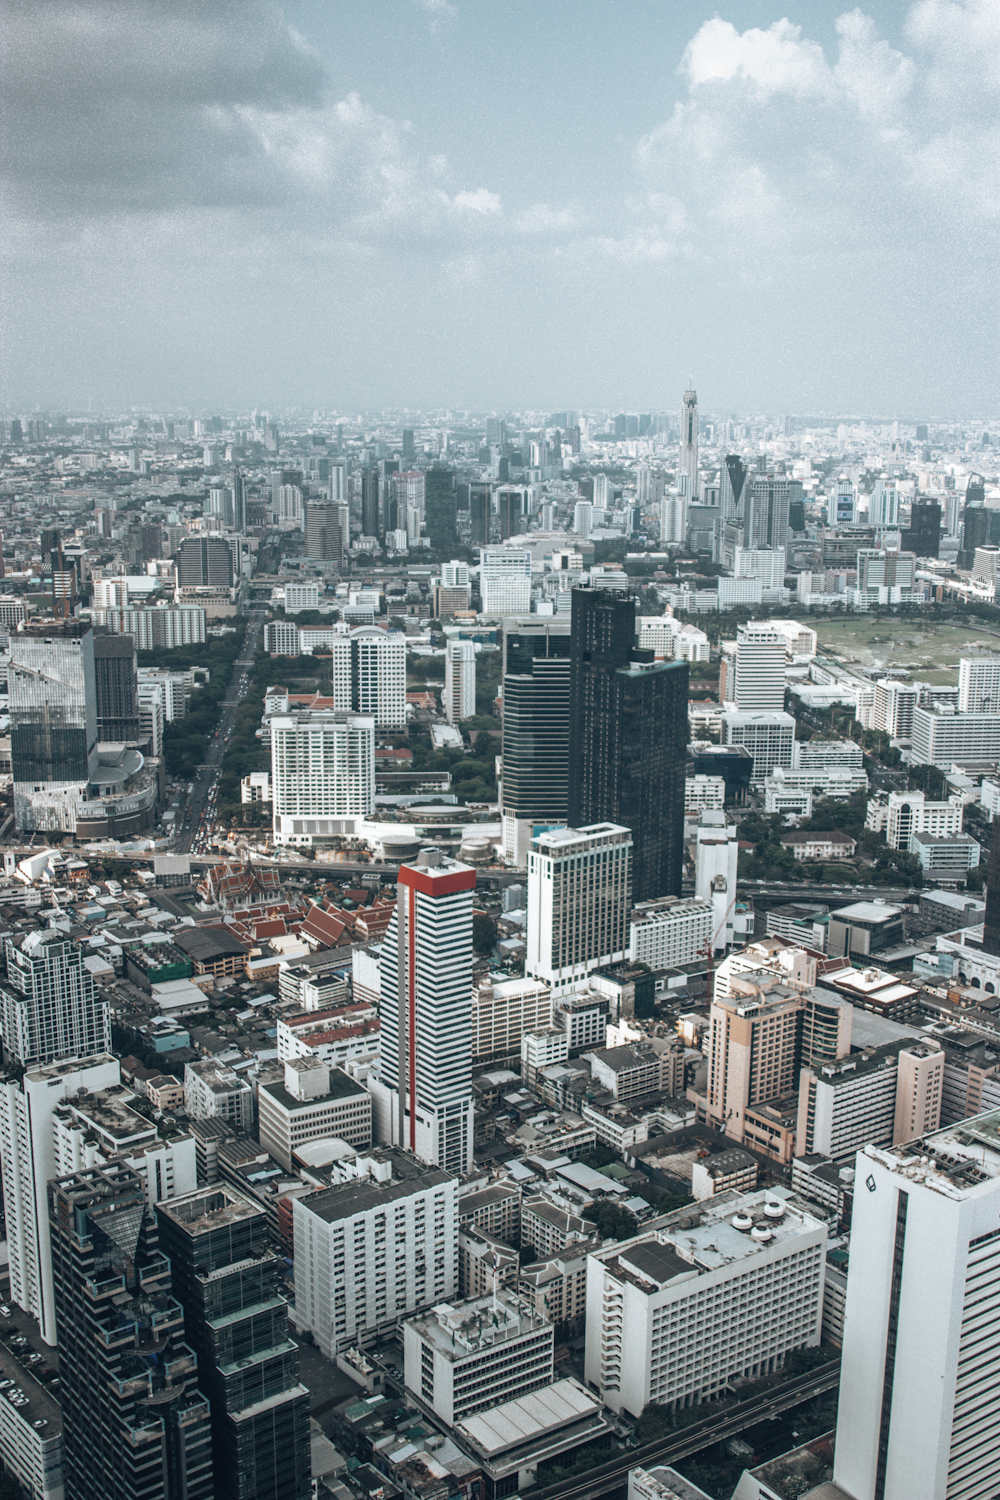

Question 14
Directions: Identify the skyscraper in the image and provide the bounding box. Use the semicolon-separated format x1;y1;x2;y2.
9;620;98;832
444;640;475;724
157;1184;311;1500
496;485;526;541
469;482;492;546
371;851;477;1176
500;620;571;866
93;633;140;740
525;823;632;994
402;427;415;460
304;501;348;562
49;1162;213;1500
176;536;234;587
679;387;698;493
360;466;381;540
901;497;941;558
232;466;247;533
834;1116;1000;1500
269;712;375;845
568;588;689;903
1;930;110;1066
983;814;1000;957
733;623;787;712
424;465;456;551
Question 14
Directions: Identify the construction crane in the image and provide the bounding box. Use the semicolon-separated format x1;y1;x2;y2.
699;893;739;1001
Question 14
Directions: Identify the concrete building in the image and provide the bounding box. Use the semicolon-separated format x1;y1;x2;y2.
269;711;375;846
911;830;980;883
0;1321;65;1500
958;655;1000;713
826;901;905;960
796;1040;944;1161
884;787;962;850
555;992;610;1052
0;931;109;1067
629;897;714;970
911;705;1000;767
444;640;476;724
291;1148;457;1356
585;1189;826;1416
589;1042;683;1102
9;621;97;833
694;812;739;952
521;1029;571;1086
834;1115;1000;1500
732;624;787;713
257;1059;372;1169
404;1290;554;1427
480;549;532;616
684;776;725;813
522;1199;596;1260
721;712;796;785
183;1060;254;1131
371;852;477;1176
458;1181;521;1245
526;824;632;996
472;975;552;1067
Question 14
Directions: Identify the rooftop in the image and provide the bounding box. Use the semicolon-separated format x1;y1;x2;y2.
867;1108;1000;1197
455;1378;603;1460
156;1182;262;1235
259;1068;368;1113
297;1150;453;1224
408;1289;549;1361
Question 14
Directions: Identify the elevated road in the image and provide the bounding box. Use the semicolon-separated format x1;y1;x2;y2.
531;1361;840;1500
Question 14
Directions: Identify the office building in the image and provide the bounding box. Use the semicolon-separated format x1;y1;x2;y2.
826;900;905;960
1;929;109;1067
359;466;381;539
629;896;714;969
869;477;901;529
177;536;234;587
269;711;375;845
911;830;981;882
371;852;476;1175
732;623;786;712
568;588;688;903
957;655;1000;713
834;1115;1000;1500
265;629;406;728
497;485;527;541
883;788;962;849
481;548;532;616
425;466;456;551
585;1189;826;1417
526;824;632;995
500;622;571;865
49;1163;213;1500
291;1148;457;1356
184;1060;254;1130
855;548;917;602
305;501;349;562
258;1059;372;1169
0;1319;65;1500
827;477;856;528
984;816;1000;957
404;1290;554;1427
10;620;98;832
796;1040;944;1161
0;1054;121;1345
679;388;698;493
93;633;140;740
444;639;476;724
470;482;492;545
901;497;941;558
473;974;552;1067
94;603;207;650
911;706;1000;767
694;812;739;951
721;711;796;785
157;1184;311;1500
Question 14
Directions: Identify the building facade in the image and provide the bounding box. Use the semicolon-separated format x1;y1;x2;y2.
526;824;632;996
269;711;375;845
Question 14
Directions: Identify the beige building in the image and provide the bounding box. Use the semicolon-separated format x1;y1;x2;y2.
472;974;552;1066
518;1240;598;1325
458;1181;521;1245
258;1058;372;1170
458;1227;519;1299
521;1197;596;1259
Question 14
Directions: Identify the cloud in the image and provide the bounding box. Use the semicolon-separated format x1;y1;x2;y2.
513;204;583;234
450;189;502;216
681;16;831;99
408;0;458;30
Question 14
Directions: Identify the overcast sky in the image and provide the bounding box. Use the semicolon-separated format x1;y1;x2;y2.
2;0;998;416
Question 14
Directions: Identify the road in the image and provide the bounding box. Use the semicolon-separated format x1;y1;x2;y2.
174;607;267;856
530;1361;841;1500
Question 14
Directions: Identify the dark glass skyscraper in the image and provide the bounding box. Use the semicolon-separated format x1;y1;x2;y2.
425;465;457;552
49;1162;213;1500
156;1183;310;1500
902;498;942;559
469;482;492;546
360;466;381;540
94;633;140;741
984;816;1000;957
501;622;571;833
568;588;688;903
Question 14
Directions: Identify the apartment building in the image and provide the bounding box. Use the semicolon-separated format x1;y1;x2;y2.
458;1181;522;1245
721;712;796;785
291;1148;457;1357
521;1197;596;1259
403;1291;554;1427
458;1228;519;1299
589;1043;684;1103
585;1190;826;1416
518;1240;598;1324
183;1060;254;1131
796;1040;944;1160
526;824;632;996
471;974;552;1066
629;897;714;970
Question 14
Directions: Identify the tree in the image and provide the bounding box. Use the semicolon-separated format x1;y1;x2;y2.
472;912;497;953
589;1200;638;1242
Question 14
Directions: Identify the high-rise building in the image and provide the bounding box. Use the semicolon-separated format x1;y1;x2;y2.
679;387;698;493
500;621;571;866
568;588;688;903
444;640;476;724
901;497;941;558
834;1115;1000;1500
585;1189;826;1417
10;619;98;832
469;482;492;545
2;930;110;1067
0;1054;120;1344
371;852;477;1175
425;466;456;551
873;678;917;739
721;710;796;784
93;633;140;741
958;655;1000;713
732;623;786;712
958;481;989;569
291;1148;458;1357
157;1184;311;1500
93;604;207;650
402;427;415;460
360;466;381;539
403;1290;554;1427
269;712;375;845
983;815;1000;957
496;485;527;541
50;1163;214;1500
304;501;349;562
526;823;632;995
176;536;234;587
869;476;901;529
232;466;247;533
694;811;738;951
480;548;532;616
827;476;856;528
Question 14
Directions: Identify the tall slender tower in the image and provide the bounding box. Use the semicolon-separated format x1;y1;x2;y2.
373;851;476;1176
680;386;698;495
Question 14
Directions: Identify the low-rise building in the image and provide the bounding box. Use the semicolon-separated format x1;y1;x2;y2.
690;1147;758;1201
521;1197;595;1259
521;1029;570;1086
457;1181;521;1245
458;1228;519;1300
629;898;715;970
518;1239;598;1326
826;901;905;960
588;1044;684;1104
779;831;857;862
403;1290;554;1427
554;992;610;1053
183;1059;254;1130
258;1058;372;1170
910;831;980;884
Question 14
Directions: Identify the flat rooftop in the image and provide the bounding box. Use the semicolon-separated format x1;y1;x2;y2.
408;1290;549;1360
456;1378;603;1459
259;1070;368;1113
867;1108;1000;1197
157;1182;261;1235
299;1151;453;1224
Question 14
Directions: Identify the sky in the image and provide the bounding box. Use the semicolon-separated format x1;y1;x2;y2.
2;0;999;416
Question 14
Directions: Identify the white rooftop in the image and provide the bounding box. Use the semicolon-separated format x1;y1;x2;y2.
456;1378;602;1457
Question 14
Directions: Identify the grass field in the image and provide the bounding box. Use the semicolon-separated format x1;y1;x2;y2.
814;617;1000;685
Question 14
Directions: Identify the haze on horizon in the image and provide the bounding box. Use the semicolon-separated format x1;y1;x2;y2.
2;0;998;417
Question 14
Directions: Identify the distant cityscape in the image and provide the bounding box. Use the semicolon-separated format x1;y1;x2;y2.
0;394;998;1500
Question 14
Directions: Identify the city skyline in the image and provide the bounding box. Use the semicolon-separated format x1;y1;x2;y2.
4;0;998;414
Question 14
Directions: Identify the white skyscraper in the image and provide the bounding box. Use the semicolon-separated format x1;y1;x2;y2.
574;501;593;538
659;494;685;544
693;811;738;951
270;711;375;845
526;824;632;996
835;1115;1000;1500
733;623;787;712
444;640;476;724
371;852;477;1176
958;655;1000;713
1;931;109;1066
679;387;698;494
480;549;532;616
869;477;900;528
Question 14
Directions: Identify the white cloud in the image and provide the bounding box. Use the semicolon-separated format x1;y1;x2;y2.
451;189;502;216
514;204;583;233
681;17;831;99
408;0;458;31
